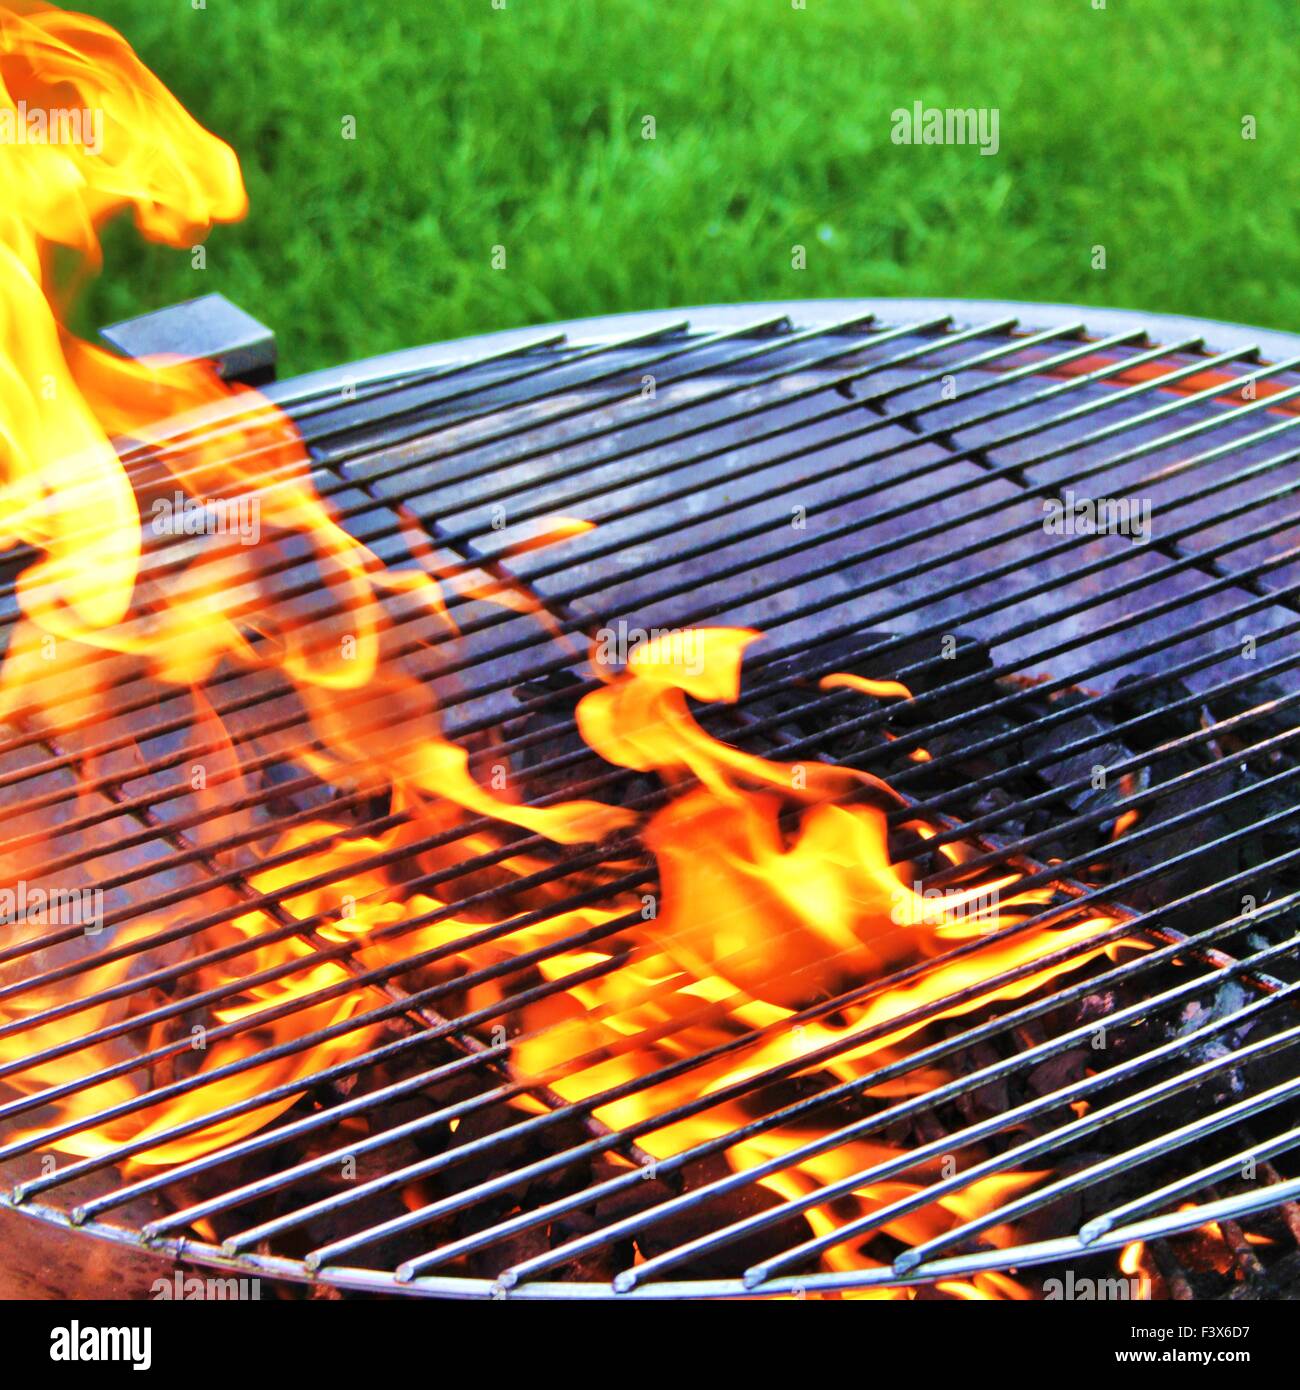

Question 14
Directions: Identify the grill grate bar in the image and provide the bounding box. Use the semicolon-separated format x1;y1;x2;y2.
741;1014;1300;1292
111;329;572;473
0;600;1273;905
23;796;1300;1260
0;311;1023;702
6;306;1300;1298
1;311;948;611
1079;1129;1300;1246
300;315;692;455
409;320;1096;545
0;325;1261;812
641;964;1300;1292
20;464;1292;917
890;629;1300;822
4;329;1275;817
309;311;795;468
5;542;1295;1034
0;845;651;1115
0;316;1063;771
0;566;1291;1050
0;340;1289;826
5;539;1295;1162
295;343;1283;749
0;316;684;586
464;894;1300;1290
892;1058;1300;1278
5;896;648;1182
12;811;1300;1278
308;308;886;479
0;317;1126;667
905;674;1300;848
53;308;913;609
426;349;1296;718
311;315;1030;485
924;724;1300;890
306;899;1299;1276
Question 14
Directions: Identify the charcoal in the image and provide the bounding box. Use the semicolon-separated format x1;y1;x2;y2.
506;670;657;807
1019;1153;1129;1244
1025;691;1131;814
1222;1249;1300;1300
963;784;1030;841
950;1038;1011;1124
1227;769;1300;870
630;1154;815;1277
1107;758;1240;924
1024;1049;1089;1104
593;1169;681;1227
748;628;994;720
466;1224;548;1278
1208;676;1300;746
1169;980;1257;1104
916;712;1027;780
435;1104;593;1207
1110;673;1202;751
1235;1013;1300;1097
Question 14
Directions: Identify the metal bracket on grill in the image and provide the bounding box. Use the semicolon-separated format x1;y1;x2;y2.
99;292;277;386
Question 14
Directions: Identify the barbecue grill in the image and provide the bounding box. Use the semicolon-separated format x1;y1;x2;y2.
3;296;1300;1300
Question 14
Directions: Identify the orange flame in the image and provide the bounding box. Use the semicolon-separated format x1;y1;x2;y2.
0;5;1146;1298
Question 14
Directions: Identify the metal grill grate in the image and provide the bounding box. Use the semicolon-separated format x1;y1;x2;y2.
2;299;1300;1298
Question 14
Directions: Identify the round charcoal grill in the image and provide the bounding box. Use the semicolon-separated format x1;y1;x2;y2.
3;297;1300;1299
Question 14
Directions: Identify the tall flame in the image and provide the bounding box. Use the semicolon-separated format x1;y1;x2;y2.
0;4;1141;1298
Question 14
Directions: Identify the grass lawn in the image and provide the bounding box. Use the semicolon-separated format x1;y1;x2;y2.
77;0;1300;376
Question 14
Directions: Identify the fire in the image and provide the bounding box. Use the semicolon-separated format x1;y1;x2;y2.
0;3;1145;1297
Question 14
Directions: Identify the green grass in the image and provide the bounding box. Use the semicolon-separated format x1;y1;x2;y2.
74;0;1300;376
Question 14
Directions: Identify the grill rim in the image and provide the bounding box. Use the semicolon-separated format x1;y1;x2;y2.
4;294;1300;1298
261;297;1300;409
